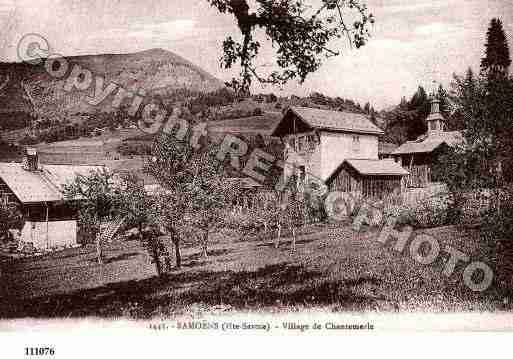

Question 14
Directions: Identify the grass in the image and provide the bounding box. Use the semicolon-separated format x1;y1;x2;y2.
0;223;506;319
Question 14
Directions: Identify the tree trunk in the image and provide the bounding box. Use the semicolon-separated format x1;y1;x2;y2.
173;236;181;269
274;224;281;249
96;235;103;264
202;229;209;258
152;244;163;277
138;222;144;242
291;227;296;252
164;253;172;272
96;221;103;264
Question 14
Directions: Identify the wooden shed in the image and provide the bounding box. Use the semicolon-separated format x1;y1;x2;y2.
326;159;409;198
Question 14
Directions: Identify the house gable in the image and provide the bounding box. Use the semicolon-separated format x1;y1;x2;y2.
271;106;384;137
271;109;314;137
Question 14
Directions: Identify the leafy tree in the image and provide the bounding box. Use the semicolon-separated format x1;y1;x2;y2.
152;191;188;269
208;0;374;93
282;189;307;252
380;108;416;144
113;173;171;276
406;86;429;139
240;191;282;244
435;66;513;293
63;168;117;264
382;85;452;143
446;68;482;132
481;18;511;77
436;69;513;236
145;128;212;268
185;147;241;258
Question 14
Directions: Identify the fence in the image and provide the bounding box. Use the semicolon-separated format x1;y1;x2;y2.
404;164;431;188
401;183;448;208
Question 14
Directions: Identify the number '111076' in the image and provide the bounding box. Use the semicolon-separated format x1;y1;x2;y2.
25;347;55;356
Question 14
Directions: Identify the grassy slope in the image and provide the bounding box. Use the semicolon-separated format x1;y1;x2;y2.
0;224;502;318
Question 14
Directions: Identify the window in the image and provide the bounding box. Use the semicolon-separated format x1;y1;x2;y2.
296;165;306;191
307;134;317;151
289;137;296;149
352;135;360;152
296;136;302;151
299;166;306;182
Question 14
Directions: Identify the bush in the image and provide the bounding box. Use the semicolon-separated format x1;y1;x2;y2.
252;107;263;116
410;194;450;228
481;186;513;242
456;190;491;225
266;93;277;103
224;209;265;239
383;204;414;226
18;134;38;145
0;111;32;131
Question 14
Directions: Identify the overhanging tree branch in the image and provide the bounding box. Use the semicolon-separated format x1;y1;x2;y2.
207;0;374;94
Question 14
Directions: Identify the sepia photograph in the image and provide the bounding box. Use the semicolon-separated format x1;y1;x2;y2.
1;0;513;355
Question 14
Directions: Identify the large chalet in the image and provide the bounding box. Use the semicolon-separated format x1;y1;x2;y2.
271;106;408;197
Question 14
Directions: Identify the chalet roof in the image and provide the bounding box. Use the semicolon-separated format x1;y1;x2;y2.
0;162;103;203
271;107;384;137
208;112;282;136
392;131;463;155
326;159;409;184
344;159;409;176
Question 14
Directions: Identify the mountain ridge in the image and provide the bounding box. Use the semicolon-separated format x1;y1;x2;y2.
0;48;225;116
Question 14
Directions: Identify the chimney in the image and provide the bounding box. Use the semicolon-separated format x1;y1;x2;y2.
22;147;40;171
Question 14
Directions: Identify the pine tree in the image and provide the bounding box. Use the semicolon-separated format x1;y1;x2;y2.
364;102;371;114
399;96;408;110
481;18;511;76
437;84;451;120
406;86;429;139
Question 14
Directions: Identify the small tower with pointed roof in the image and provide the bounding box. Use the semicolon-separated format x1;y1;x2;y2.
426;92;445;136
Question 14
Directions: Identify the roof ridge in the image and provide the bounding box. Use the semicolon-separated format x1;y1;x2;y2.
346;158;384;162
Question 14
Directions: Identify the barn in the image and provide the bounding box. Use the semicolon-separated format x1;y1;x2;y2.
326;159;409;198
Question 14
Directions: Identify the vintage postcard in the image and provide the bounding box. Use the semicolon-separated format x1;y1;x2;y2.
1;0;513;356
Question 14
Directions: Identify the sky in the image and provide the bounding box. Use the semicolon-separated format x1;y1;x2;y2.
0;0;512;109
